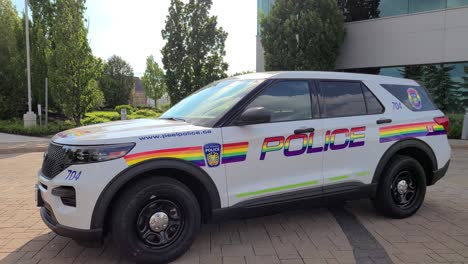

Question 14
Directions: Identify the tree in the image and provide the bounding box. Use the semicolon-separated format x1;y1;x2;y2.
422;64;461;112
0;0;27;119
162;0;228;105
29;0;55;110
400;65;424;83
141;55;166;107
260;0;345;71
460;66;468;110
231;70;255;77
48;0;103;125
99;55;134;108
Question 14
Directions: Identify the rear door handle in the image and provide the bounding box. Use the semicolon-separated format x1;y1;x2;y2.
294;128;315;134
376;118;392;124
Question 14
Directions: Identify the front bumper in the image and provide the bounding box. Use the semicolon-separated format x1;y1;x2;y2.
40;206;103;242
430;159;450;185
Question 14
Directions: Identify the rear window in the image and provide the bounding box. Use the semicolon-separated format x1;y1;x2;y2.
320;81;367;118
319;81;384;118
381;84;437;111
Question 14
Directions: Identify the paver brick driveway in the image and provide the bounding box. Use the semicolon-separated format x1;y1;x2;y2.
1;147;468;264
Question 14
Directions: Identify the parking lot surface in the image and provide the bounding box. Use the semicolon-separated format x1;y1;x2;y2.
0;147;468;264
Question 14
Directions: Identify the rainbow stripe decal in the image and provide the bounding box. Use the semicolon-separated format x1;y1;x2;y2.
124;142;249;167
124;146;206;167
222;142;249;164
379;122;446;143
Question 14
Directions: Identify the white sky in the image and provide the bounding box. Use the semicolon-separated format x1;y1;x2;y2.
12;0;257;76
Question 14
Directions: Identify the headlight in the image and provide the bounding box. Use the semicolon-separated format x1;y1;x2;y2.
63;143;135;164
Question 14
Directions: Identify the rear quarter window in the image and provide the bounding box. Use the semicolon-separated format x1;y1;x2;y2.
380;84;437;111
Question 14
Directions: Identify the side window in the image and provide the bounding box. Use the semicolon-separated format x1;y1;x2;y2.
381;84;437;111
362;84;384;114
246;80;312;122
320;81;367;118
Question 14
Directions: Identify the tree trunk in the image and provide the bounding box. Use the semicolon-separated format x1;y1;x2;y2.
74;116;81;127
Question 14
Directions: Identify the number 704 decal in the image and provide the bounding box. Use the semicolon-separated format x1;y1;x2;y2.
65;170;81;181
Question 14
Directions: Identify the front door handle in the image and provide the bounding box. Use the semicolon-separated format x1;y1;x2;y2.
294;128;315;134
376;118;392;124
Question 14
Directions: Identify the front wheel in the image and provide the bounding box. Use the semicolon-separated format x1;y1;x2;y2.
111;177;201;264
373;155;426;218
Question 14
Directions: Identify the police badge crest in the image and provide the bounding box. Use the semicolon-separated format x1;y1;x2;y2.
203;143;221;167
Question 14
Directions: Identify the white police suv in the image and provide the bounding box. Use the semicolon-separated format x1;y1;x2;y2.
37;72;451;263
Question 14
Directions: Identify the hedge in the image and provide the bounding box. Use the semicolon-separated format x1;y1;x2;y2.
0;120;73;137
447;113;464;139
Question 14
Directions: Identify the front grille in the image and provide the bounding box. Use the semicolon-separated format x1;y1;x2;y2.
41;143;70;179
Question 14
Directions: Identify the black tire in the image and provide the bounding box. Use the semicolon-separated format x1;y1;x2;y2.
373;155;426;218
111;177;201;264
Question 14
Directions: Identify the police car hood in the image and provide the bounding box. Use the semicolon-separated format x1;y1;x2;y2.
51;119;210;145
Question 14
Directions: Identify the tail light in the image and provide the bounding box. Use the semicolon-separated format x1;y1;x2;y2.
434;116;449;132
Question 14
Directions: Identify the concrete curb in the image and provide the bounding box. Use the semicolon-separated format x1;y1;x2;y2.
0;142;48;155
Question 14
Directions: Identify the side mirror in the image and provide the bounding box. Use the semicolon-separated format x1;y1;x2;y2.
235;107;271;125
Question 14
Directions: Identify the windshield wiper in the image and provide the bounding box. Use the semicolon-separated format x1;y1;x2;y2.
159;117;186;122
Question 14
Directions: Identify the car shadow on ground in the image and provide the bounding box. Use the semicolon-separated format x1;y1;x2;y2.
1;203;362;264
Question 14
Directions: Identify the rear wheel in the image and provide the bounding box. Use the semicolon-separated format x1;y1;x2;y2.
373;155;426;218
111;177;201;264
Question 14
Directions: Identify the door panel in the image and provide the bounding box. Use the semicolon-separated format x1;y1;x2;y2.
222;80;324;206
318;80;385;186
222;120;324;205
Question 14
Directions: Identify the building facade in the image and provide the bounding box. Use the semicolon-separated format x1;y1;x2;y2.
256;0;468;110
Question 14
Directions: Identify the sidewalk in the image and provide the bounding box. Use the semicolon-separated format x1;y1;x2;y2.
0;133;49;154
450;139;468;149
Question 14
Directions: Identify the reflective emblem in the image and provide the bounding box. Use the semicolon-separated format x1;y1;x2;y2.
204;143;221;167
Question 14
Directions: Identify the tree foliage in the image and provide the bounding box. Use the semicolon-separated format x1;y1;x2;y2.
400;65;424;83
422;65;461;112
162;0;228;105
48;0;103;125
461;66;468;109
29;0;55;109
99;55;134;108
260;0;345;71
141;55;166;106
0;0;27;119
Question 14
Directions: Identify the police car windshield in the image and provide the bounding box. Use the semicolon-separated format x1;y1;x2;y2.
161;79;264;127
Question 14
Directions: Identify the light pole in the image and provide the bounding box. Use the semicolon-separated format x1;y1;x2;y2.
23;0;36;127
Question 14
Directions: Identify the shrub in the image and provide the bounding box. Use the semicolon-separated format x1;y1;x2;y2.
85;111;120;121
448;113;464;139
135;105;154;110
115;105;134;115
134;109;159;117
0;120;74;137
81;116;110;126
159;103;171;113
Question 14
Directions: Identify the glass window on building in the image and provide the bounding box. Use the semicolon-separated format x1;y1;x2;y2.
379;0;409;17
380;67;404;78
447;0;468;8
257;0;276;34
409;0;446;13
446;62;468;109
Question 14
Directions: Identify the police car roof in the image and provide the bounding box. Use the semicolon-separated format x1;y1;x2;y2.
233;71;419;86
